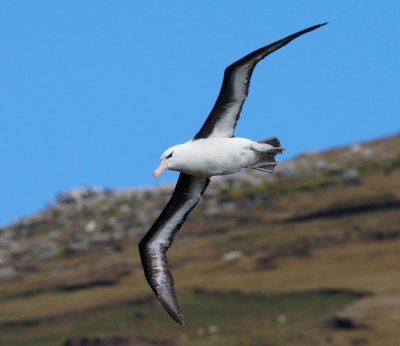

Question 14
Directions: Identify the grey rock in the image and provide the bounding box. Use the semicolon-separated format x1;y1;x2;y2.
0;266;16;278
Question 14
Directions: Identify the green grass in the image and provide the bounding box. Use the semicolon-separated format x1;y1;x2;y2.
0;288;361;346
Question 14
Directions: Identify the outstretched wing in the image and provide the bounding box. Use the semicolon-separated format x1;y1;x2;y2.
194;22;327;140
138;173;210;325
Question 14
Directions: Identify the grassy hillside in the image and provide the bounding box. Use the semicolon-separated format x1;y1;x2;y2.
0;133;399;346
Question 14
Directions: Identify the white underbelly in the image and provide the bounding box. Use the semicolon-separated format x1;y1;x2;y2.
176;138;260;176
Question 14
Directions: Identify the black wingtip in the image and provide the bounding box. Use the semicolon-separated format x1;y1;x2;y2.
156;288;185;325
157;294;185;325
301;22;328;35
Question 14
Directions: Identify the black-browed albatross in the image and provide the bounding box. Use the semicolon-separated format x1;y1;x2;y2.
139;23;327;325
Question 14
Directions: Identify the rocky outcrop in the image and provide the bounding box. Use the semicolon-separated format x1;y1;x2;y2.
0;133;399;273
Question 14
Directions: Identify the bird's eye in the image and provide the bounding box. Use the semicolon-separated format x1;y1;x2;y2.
166;152;173;159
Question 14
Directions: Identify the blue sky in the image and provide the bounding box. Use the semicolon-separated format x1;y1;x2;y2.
0;1;399;226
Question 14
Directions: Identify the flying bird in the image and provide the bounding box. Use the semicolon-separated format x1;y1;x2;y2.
139;23;327;325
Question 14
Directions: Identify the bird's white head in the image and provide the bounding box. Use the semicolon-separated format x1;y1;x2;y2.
153;145;182;178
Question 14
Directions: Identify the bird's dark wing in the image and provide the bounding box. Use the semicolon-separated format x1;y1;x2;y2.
194;23;327;140
139;173;210;325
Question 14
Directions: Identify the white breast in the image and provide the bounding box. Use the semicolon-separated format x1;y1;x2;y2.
174;137;261;176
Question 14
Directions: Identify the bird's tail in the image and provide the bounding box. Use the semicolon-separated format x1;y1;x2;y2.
250;136;283;172
258;136;282;148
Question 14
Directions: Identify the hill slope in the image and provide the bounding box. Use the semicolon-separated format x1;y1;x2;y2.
0;133;399;346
